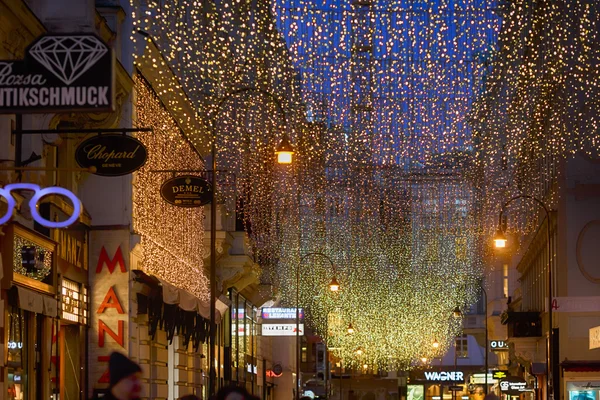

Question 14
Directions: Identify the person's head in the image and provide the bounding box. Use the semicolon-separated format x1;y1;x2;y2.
216;385;250;400
108;352;143;400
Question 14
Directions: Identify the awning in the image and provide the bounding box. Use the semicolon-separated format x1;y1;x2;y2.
134;270;227;323
16;286;57;317
562;361;600;372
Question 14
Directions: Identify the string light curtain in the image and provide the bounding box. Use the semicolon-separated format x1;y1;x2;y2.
472;0;600;236
130;0;503;369
132;76;209;300
271;0;500;369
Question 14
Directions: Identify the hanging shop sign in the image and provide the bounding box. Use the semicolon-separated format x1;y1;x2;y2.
490;340;509;351
500;376;530;396
261;307;304;320
261;323;304;336
75;134;147;176
422;371;465;382
0;34;114;113
160;175;212;207
0;183;81;228
492;370;508;380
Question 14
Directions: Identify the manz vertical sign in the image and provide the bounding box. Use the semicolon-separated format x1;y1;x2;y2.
0;34;115;113
89;230;129;393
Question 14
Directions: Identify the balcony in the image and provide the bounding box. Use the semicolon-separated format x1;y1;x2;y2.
501;311;542;338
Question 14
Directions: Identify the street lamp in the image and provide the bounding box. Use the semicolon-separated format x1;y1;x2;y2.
275;133;295;164
453;306;462;319
297;252;338;400
494;195;554;400
347;323;355;335
432;339;440;349
329;276;340;292
209;87;288;396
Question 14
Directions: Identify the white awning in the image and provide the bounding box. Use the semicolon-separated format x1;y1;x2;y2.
16;286;57;317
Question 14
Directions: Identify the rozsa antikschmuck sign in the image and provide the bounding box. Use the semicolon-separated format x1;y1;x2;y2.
0;34;115;113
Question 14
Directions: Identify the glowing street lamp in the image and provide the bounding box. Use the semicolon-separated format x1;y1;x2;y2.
347;323;355;335
493;228;507;248
329;276;340;292
275;133;294;164
432;339;440;349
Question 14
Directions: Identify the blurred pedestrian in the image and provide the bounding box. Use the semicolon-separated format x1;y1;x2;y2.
215;385;259;400
100;352;143;400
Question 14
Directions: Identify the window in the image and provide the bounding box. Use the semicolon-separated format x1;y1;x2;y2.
455;335;468;358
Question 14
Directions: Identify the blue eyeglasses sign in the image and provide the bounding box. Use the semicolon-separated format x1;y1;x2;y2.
0;183;82;228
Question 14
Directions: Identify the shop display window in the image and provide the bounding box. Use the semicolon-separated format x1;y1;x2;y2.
7;307;27;400
567;381;600;400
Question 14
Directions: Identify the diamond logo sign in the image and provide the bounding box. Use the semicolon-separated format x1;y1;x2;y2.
0;33;114;113
29;36;108;85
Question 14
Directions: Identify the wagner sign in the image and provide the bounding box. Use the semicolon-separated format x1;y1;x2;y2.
0;34;114;113
160;175;212;207
75;134;147;176
421;371;465;382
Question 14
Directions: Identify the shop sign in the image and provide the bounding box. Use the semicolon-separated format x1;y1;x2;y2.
75;134;147;176
8;341;23;349
492;370;508;380
0;183;81;228
160;175;212;207
61;278;88;325
0;34;114;113
261;307;304;320
490;340;509;351
262;323;304;336
546;296;600;313
590;326;600;350
422;371;464;382
470;373;497;384
500;376;530;396
89;234;129;388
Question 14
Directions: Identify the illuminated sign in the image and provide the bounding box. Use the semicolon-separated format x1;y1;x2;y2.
262;323;304;336
492;371;508;380
61;278;88;325
0;34;115;113
75;134;147;176
160;175;212;207
261;307;304;320
490;340;509;351
0;183;81;228
8;341;23;349
422;371;464;382
470;373;497;384
500;377;530;395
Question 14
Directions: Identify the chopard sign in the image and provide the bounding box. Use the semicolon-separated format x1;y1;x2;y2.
0;34;114;113
75;134;147;176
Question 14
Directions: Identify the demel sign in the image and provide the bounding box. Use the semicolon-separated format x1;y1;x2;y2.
0;34;115;113
0;183;81;228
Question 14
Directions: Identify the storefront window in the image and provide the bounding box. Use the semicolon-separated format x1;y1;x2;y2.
13;236;53;284
567;381;600;400
7;307;27;400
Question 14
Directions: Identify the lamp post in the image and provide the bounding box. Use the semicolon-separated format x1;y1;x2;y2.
209;88;288;396
296;252;338;400
493;195;554;400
